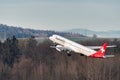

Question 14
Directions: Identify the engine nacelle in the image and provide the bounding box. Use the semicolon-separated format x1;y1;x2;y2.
56;45;64;52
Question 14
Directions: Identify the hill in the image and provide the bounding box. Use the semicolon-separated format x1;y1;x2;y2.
0;24;85;38
66;28;120;38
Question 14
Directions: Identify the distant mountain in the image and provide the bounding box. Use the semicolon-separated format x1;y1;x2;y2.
0;24;85;38
66;28;120;38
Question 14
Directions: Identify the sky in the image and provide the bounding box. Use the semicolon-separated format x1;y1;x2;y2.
0;0;120;31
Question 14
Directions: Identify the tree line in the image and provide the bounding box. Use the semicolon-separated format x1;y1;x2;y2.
0;36;120;80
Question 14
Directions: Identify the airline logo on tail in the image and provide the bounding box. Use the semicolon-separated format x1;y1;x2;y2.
90;43;107;58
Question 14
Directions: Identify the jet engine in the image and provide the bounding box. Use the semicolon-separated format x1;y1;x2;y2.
56;45;65;52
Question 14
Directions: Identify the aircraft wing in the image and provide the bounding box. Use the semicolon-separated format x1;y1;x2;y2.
87;45;116;49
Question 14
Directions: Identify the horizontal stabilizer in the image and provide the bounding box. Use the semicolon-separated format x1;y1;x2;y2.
104;55;115;58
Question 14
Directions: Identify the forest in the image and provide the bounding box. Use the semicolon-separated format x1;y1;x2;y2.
0;36;120;80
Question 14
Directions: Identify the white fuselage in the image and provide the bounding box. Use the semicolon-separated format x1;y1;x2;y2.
49;35;96;56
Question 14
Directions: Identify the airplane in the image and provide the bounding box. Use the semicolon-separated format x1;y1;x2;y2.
49;34;116;58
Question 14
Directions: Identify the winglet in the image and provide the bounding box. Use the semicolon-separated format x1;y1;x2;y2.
90;42;107;58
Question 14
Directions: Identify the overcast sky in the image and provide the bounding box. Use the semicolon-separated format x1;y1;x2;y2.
0;0;120;31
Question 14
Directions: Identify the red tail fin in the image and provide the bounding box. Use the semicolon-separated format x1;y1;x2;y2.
90;43;108;58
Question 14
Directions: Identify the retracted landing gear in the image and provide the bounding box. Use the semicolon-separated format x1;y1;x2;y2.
67;50;72;56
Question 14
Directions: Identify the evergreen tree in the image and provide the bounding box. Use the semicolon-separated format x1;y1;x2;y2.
1;36;20;67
